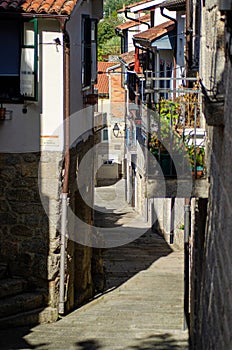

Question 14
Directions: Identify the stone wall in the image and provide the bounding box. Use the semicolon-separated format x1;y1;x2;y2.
0;135;104;320
150;197;185;250
67;135;104;310
190;2;232;348
0;152;62;312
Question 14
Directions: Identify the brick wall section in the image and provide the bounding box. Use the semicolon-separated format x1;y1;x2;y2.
191;2;232;348
110;67;126;118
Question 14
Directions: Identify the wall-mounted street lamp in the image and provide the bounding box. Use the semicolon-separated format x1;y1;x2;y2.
112;122;120;137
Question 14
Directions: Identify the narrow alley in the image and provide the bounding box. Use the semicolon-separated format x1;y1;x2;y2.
0;180;188;350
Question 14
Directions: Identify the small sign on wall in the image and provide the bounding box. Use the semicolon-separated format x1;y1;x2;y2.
40;135;60;148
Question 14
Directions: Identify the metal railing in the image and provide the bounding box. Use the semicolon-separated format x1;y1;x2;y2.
143;76;206;180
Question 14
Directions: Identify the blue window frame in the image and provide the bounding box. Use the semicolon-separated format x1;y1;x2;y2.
81;16;98;88
0;17;38;103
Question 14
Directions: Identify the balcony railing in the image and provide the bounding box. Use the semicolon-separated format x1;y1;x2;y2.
143;77;206;180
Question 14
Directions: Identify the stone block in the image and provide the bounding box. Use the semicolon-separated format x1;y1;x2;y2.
4;154;21;165
21;238;48;255
39;179;60;200
37;306;59;323
13;177;37;188
23;214;42;226
10;203;45;214
0;180;7;196
10;224;33;237
7;188;34;203
1;240;19;259
48;278;59;308
0;167;16;180
9;252;34;277
0;200;9;212
21;163;39;178
40;162;61;179
49;238;60;254
33;254;48;280
0;213;17;225
47;254;60;281
22;153;40;163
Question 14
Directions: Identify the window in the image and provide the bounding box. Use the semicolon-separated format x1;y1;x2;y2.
159;60;172;99
0;18;38;103
102;128;109;141
81;16;98;88
20;19;38;100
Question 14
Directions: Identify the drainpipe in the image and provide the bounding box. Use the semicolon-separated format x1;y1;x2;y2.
125;9;151;29
115;28;125;53
185;0;193;80
59;23;70;315
184;198;191;329
160;7;177;96
134;45;140;74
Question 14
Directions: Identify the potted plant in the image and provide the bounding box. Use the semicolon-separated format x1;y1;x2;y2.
186;144;205;178
0;103;6;120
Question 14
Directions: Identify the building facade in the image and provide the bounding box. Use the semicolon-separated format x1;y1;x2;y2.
190;0;232;348
0;0;104;326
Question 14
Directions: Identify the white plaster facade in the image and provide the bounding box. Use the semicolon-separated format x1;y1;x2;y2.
0;0;103;153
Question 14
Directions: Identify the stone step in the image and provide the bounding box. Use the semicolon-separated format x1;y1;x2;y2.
0;292;44;318
0;307;58;329
0;308;44;329
0;307;41;330
0;278;28;299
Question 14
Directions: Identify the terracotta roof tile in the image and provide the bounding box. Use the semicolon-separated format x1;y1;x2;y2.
116;14;150;31
119;51;135;66
133;20;175;42
95;62;118;95
0;0;78;15
160;0;186;10
118;0;153;13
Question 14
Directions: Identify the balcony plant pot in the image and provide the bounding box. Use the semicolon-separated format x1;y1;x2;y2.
0;106;6;120
192;166;204;179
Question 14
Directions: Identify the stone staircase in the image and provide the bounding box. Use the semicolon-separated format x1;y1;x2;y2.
0;261;46;329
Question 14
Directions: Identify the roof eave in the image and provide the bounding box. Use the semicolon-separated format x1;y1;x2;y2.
160;5;186;10
0;11;69;20
133;37;150;48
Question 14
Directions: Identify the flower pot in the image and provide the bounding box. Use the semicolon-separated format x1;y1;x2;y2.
192;166;204;179
0;107;6;120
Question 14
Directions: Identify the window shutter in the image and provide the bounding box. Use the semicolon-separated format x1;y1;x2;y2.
82;17;91;87
20;19;38;100
82;16;98;87
91;19;98;84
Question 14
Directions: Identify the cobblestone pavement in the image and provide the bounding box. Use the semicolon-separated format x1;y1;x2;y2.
0;181;189;349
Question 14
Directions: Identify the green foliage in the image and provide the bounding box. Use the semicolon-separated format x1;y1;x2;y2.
98;14;123;47
148;99;182;154
186;145;205;168
102;36;121;56
104;0;136;18
98;14;123;58
97;46;105;61
158;99;180;123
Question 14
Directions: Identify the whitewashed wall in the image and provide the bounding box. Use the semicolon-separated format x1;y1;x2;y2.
40;22;64;152
0;19;63;153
